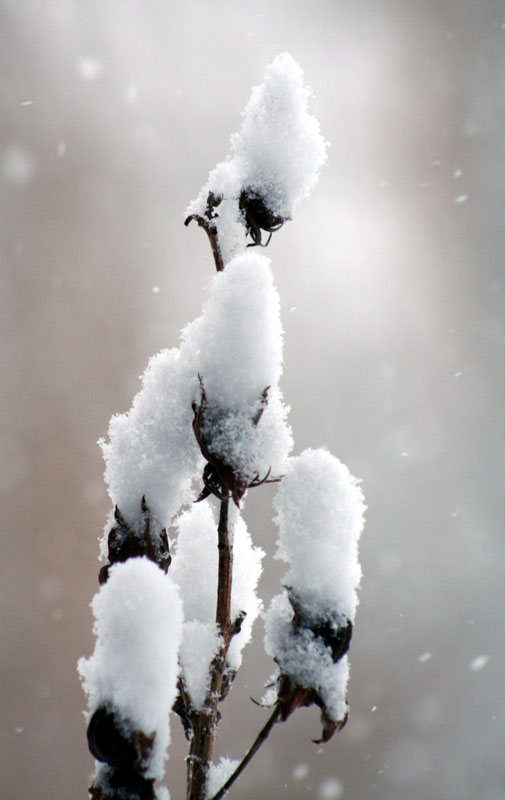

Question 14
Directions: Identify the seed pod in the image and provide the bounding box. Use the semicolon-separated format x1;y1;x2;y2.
239;190;286;246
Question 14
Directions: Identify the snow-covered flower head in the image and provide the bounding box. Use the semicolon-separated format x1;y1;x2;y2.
232;52;328;220
187;52;328;264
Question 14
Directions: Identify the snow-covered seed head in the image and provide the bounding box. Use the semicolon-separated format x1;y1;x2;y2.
186;52;328;263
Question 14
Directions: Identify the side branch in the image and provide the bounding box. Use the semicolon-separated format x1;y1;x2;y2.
185;213;224;273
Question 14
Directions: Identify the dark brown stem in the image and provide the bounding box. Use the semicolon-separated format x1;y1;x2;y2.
186;499;234;800
216;498;231;633
208;706;282;800
185;214;224;273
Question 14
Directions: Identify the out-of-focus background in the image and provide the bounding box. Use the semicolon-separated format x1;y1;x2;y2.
1;1;504;798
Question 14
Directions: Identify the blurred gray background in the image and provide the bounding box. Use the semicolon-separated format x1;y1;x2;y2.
1;1;504;798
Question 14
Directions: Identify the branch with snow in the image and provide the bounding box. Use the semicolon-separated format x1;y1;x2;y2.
264;448;365;743
186;52;328;265
80;52;365;800
78;558;183;798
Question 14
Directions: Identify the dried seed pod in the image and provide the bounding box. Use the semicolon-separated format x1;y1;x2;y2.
239;190;286;246
273;591;353;743
192;376;276;506
289;591;353;665
99;497;171;584
87;705;155;771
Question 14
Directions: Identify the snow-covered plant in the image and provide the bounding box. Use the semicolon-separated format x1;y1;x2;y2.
79;53;365;800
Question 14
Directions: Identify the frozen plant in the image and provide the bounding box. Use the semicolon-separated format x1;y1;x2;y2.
79;53;365;800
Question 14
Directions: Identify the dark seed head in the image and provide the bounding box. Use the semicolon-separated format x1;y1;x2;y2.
239;190;286;245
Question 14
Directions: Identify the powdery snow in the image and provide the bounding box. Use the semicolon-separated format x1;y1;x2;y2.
264;592;350;725
182;251;292;488
171;500;264;709
100;251;291;553
273;448;365;621
233;52;328;220
187;52;327;264
264;449;365;726
100;348;202;539
83;51;362;793
206;757;239;799
78;558;183;779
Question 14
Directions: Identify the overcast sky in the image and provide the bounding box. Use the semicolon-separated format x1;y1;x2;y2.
1;2;504;799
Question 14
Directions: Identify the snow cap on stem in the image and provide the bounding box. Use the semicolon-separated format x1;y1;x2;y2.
187;52;328;264
233;51;328;220
78;557;183;779
273;448;364;621
264;449;365;741
100;348;202;543
183;251;292;505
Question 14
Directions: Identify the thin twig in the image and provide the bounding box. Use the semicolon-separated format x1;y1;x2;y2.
185;214;224;273
208;705;282;800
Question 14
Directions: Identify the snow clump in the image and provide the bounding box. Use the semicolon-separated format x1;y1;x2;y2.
78;557;183;779
171;500;264;710
187;52;327;264
264;449;365;736
182;250;292;495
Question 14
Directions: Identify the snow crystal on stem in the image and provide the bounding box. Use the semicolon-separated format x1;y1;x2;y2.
206;757;239;799
78;558;183;779
171;500;264;709
187;52;327;263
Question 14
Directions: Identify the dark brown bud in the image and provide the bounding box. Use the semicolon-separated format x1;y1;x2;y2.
239;189;286;246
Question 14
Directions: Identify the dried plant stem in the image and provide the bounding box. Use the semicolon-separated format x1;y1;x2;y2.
186;499;234;800
184;213;224;273
216;498;231;632
208;705;281;800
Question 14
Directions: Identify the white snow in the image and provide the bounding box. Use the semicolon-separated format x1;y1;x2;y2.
232;52;328;220
418;652;432;664
183;252;283;406
78;558;183;779
318;776;344;800
178;620;221;711
264;592;350;726
100;251;291;548
82;51;345;795
272;448;365;621
206;757;239;798
292;763;310;781
77;57;104;81
100;347;203;541
264;449;365;726
182;251;292;490
187;52;327;264
171;500;264;709
469;654;490;672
